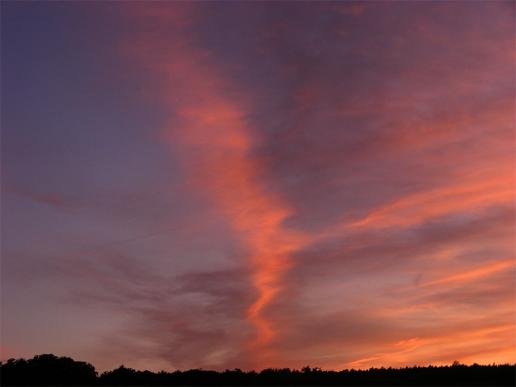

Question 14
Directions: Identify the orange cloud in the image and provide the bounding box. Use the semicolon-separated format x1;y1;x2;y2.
349;178;514;231
168;66;301;360
419;259;515;288
124;6;313;365
346;324;516;369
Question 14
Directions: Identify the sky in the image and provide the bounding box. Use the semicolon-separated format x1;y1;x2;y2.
1;1;515;373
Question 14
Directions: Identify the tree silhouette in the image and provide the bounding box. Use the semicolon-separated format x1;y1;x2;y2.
1;354;515;386
1;354;97;385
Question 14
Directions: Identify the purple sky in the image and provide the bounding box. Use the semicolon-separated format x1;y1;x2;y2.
1;1;515;372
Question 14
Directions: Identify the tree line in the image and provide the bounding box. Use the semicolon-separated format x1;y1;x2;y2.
1;354;515;386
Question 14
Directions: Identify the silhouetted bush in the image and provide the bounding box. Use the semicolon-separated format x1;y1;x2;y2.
1;354;515;386
1;354;97;385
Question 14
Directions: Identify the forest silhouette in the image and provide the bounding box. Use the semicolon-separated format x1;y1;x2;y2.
1;354;515;386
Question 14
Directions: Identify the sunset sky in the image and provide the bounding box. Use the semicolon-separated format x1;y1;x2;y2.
1;1;515;372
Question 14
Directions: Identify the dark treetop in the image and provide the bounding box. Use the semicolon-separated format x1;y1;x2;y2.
1;354;515;386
